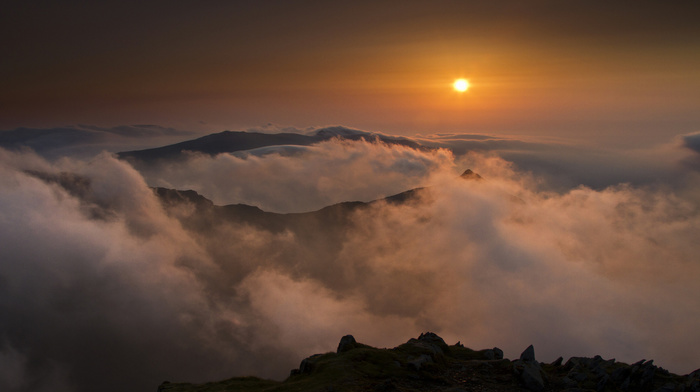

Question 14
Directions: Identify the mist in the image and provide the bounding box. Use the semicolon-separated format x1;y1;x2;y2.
1;134;700;392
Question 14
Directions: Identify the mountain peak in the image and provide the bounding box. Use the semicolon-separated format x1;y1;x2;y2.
461;169;483;180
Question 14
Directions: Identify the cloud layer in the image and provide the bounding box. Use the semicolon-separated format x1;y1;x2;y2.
1;137;700;392
0;125;194;160
134;138;455;212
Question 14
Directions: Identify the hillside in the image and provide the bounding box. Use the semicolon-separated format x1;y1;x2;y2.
118;127;422;162
157;333;700;392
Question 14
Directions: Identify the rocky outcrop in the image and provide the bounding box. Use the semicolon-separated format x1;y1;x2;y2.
336;334;357;353
159;333;700;392
513;345;545;391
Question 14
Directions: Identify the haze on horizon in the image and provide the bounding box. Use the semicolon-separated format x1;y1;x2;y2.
2;2;700;392
2;1;700;146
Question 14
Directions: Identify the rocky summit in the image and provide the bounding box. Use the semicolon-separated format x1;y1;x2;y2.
158;333;700;392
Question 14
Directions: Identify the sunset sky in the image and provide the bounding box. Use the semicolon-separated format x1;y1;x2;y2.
3;1;699;146
3;3;700;392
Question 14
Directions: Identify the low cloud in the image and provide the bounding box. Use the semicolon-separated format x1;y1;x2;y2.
135;138;455;212
680;131;700;172
1;135;700;392
0;125;195;160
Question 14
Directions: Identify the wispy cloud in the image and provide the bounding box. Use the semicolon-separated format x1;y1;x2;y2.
0;125;194;160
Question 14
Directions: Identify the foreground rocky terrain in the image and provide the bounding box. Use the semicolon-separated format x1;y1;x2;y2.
157;333;700;392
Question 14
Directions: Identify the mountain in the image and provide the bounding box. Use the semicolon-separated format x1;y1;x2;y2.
153;168;481;236
157;332;700;392
118;127;422;162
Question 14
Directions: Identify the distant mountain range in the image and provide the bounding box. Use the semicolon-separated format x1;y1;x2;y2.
118;126;422;162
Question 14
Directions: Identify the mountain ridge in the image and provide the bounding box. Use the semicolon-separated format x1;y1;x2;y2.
118;127;422;162
157;332;700;392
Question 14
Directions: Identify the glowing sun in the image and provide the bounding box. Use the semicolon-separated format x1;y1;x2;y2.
453;78;469;92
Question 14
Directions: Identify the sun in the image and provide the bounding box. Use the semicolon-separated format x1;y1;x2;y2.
453;78;469;92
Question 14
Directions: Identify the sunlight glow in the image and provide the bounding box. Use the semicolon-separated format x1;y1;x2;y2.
453;79;469;92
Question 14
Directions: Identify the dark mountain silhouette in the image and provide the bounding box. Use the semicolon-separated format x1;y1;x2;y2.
153;168;487;240
24;168;473;301
118;127;422;162
460;168;483;180
157;332;700;392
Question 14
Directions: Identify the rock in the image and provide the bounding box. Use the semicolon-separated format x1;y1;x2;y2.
337;335;357;353
519;363;545;391
652;383;677;392
520;345;536;362
514;345;545;391
689;379;700;392
493;347;504;360
568;368;588;382
611;366;631;385
596;374;610;392
407;332;449;358
417;332;448;349
551;357;563;366
561;376;577;388
297;353;323;375
299;358;315;374
640;360;657;388
407;354;433;371
687;370;700;392
482;347;504;360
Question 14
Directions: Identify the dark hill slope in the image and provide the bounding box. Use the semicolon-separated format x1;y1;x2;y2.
157;333;700;392
118;127;421;162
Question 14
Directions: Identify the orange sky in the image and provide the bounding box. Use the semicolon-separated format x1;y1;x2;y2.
2;1;699;146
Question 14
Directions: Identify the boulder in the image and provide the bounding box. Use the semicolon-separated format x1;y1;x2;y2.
337;335;357;353
519;364;545;391
514;345;545;391
493;347;504;360
520;345;536;362
417;332;449;351
483;347;504;360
